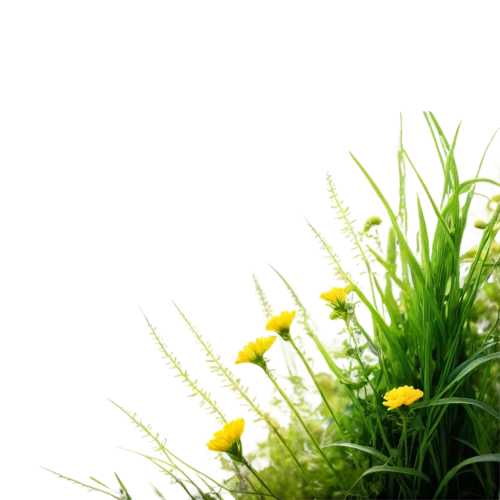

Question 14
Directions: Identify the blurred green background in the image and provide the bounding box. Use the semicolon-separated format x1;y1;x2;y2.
0;0;496;499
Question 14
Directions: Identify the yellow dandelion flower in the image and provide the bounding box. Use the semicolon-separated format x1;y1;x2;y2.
206;418;245;461
235;336;277;369
382;385;424;411
265;310;296;341
320;286;353;307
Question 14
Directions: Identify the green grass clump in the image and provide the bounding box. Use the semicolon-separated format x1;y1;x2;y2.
48;113;500;499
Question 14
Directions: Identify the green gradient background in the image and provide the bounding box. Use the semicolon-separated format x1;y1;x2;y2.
0;0;496;499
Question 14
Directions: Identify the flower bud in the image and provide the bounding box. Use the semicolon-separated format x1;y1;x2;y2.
474;220;487;229
363;215;382;232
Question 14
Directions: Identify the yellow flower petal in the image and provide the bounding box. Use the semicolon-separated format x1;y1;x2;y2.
265;310;296;340
235;336;276;367
206;418;245;452
319;286;353;307
383;385;424;411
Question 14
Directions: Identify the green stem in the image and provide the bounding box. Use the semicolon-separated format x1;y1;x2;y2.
307;330;375;437
264;366;346;495
289;338;368;497
179;307;319;498
246;476;265;500
307;330;353;384
177;481;197;500
401;411;409;467
288;337;368;490
242;457;281;500
232;462;250;492
264;418;320;499
289;338;346;437
346;318;393;454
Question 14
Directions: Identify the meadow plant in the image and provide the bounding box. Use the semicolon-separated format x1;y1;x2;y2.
47;113;500;499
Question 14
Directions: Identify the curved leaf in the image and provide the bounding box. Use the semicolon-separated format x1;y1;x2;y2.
442;352;500;394
433;454;500;499
459;178;500;194
452;437;480;455
412;397;500;420
403;149;455;250
355;465;431;485
323;442;391;463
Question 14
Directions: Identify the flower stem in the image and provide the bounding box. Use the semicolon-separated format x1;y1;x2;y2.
242;457;281;500
181;308;318;498
401;412;409;466
288;337;368;498
264;366;346;495
263;417;320;499
346;318;393;454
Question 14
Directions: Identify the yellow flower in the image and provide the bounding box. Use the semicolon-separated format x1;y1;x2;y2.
383;385;424;411
206;418;245;461
320;286;353;307
235;336;277;368
265;310;296;341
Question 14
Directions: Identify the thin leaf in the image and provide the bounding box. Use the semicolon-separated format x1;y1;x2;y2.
433;454;500;499
403;149;455;250
350;465;431;493
412;397;500;420
459;177;500;194
453;437;481;455
323;442;392;463
441;352;500;394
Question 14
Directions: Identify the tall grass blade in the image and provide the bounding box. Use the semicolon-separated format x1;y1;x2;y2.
433;454;500;499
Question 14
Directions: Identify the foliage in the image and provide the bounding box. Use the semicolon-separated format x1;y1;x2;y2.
36;106;500;500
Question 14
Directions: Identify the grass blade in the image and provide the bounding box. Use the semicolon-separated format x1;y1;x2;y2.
412;397;500;420
323;442;392;463
433;454;500;499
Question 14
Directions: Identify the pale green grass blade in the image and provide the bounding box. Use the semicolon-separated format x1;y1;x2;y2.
459;177;500;194
38;464;120;500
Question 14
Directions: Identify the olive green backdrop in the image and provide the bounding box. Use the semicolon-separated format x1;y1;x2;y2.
0;0;496;499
